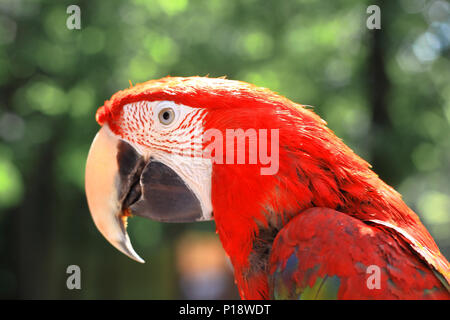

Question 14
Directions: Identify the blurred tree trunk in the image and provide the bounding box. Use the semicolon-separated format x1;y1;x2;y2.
14;122;64;299
367;1;395;185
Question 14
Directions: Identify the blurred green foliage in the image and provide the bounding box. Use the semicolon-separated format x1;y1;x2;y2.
0;0;449;299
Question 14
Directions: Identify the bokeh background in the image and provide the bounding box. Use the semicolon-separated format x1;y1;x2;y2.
0;0;449;299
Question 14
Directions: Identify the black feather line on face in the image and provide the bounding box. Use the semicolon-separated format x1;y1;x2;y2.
116;140;146;210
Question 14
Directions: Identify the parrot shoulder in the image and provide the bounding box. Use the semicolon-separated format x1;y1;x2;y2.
268;207;450;299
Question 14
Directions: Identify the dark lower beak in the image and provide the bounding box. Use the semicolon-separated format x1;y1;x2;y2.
129;161;204;223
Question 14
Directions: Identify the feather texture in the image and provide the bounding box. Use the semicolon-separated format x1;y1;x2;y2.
269;208;449;299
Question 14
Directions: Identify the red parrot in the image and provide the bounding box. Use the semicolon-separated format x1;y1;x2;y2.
85;76;450;299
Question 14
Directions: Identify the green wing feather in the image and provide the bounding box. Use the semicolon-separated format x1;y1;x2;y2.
270;251;341;300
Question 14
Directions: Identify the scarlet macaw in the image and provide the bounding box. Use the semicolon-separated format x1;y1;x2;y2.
85;76;450;299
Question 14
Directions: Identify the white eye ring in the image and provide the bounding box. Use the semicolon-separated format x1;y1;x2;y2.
158;107;176;125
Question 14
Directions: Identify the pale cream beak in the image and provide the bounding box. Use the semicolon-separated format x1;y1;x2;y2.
85;125;144;263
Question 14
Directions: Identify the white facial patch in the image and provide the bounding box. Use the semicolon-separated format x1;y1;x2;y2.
116;100;213;221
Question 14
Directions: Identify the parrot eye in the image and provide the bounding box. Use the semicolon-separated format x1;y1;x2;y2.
158;108;175;125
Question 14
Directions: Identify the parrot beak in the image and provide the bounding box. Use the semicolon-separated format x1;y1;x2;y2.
85;125;206;263
85;126;145;263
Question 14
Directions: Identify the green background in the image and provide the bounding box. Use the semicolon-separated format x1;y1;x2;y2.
0;0;449;299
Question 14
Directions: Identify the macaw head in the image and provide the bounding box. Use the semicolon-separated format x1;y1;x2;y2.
85;76;369;265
